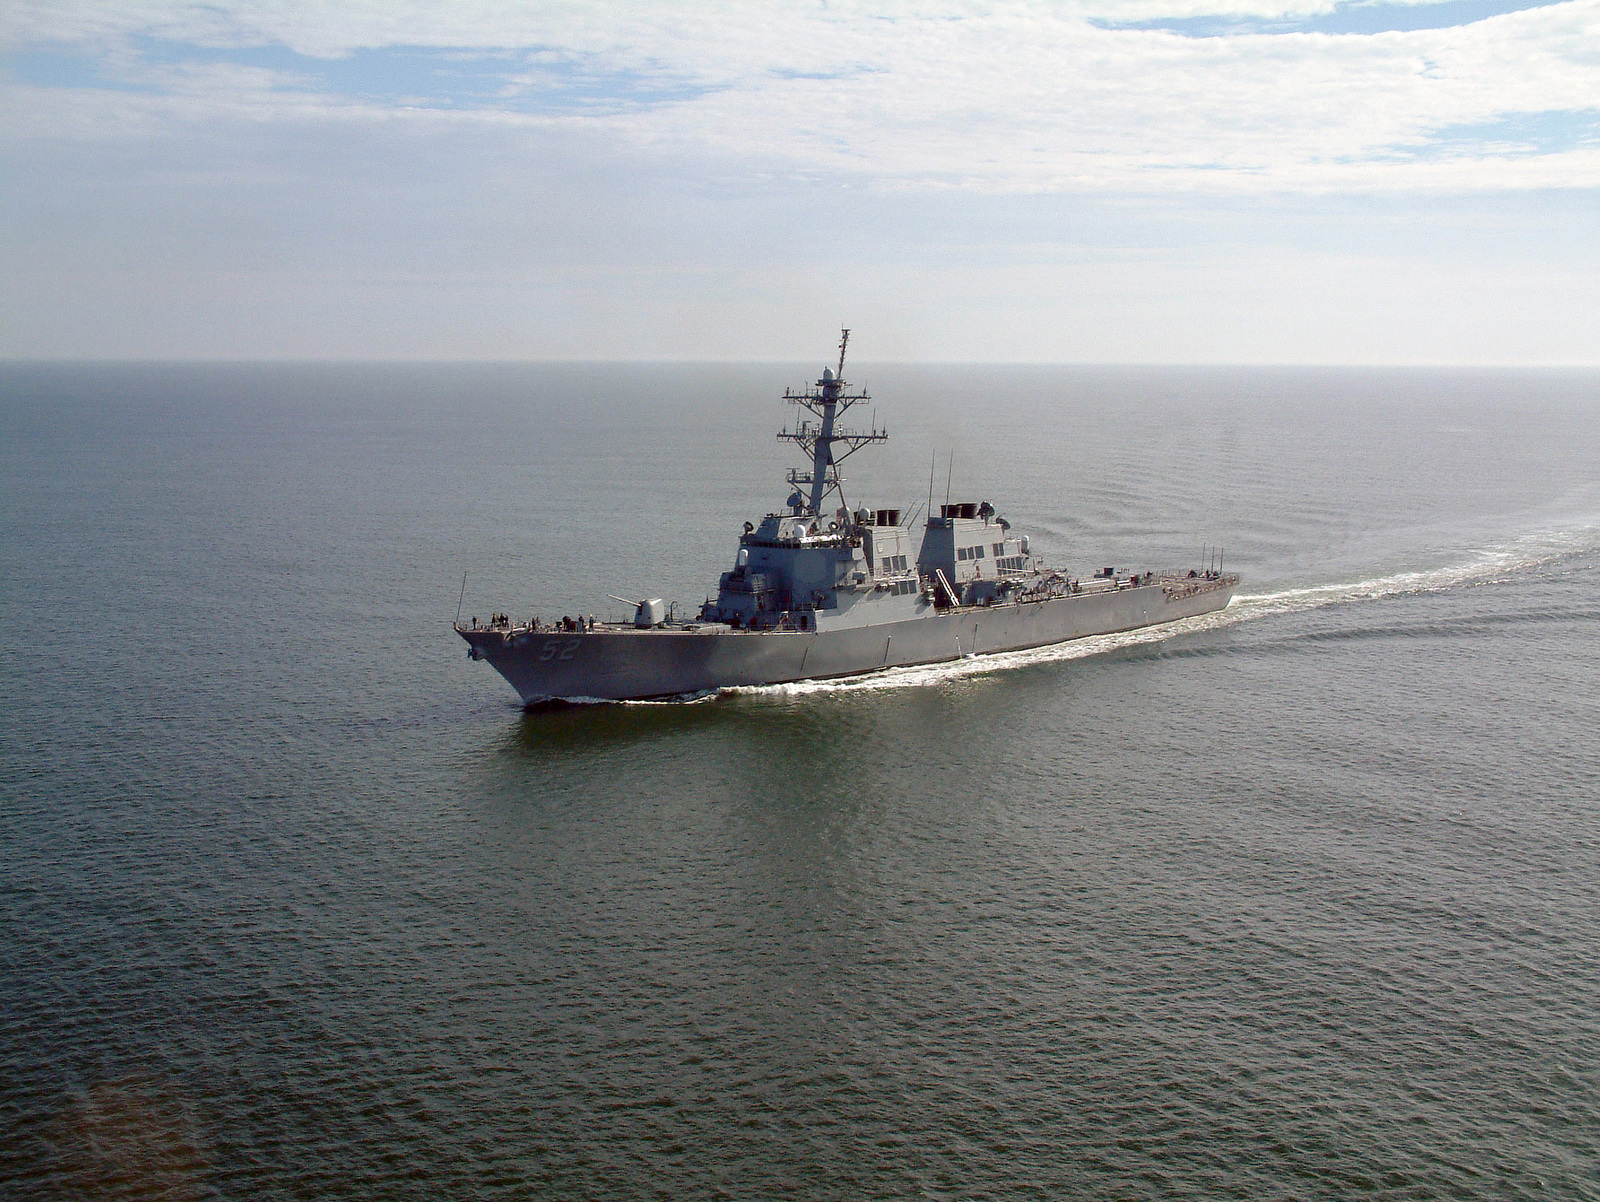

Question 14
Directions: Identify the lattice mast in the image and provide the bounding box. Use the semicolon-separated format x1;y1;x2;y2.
777;329;887;517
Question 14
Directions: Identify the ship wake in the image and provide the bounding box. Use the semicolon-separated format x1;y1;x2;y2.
721;521;1599;702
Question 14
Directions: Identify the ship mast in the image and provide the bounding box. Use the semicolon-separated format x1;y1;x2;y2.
777;328;887;517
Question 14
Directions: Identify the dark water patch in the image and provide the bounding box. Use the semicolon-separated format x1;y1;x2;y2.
1213;604;1600;649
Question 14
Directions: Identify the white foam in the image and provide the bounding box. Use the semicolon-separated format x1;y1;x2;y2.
540;690;721;708
1236;522;1600;618
619;691;721;707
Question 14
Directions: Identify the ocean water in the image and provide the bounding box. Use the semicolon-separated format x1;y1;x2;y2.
1;362;1597;1200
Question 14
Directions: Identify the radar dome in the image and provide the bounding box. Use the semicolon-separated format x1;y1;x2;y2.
822;368;834;381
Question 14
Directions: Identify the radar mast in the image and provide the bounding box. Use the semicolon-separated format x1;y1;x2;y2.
776;328;887;517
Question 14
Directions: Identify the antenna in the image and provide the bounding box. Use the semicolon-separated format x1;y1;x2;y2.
944;451;954;508
776;331;881;516
927;450;935;523
455;570;468;625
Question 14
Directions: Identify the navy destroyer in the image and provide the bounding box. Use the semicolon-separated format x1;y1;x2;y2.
458;332;1236;703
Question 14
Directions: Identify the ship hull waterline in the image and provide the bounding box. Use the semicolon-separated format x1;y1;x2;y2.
457;577;1236;705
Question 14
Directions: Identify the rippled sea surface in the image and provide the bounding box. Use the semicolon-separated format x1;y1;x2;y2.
2;363;1598;1200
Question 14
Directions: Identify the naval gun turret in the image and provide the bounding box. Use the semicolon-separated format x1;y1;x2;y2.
609;594;667;628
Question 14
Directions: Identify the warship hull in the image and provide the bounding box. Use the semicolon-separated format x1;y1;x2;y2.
459;574;1236;705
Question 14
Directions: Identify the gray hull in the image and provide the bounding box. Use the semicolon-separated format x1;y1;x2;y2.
459;576;1236;704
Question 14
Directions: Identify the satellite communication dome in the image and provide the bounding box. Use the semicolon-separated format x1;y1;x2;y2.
822;367;834;381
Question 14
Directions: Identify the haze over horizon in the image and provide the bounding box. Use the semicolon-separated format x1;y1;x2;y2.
4;1;1598;365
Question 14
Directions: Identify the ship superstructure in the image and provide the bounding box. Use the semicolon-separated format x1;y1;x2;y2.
457;332;1237;703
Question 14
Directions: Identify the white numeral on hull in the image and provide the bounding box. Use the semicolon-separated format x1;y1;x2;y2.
539;638;580;662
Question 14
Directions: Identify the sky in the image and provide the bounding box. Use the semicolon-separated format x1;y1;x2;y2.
3;1;1598;362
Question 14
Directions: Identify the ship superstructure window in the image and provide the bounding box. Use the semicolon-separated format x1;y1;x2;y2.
956;545;987;561
993;543;1005;556
878;553;909;573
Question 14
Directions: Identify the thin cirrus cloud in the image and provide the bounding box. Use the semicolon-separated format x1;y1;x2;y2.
3;2;1598;362
1096;0;1561;34
5;0;1598;193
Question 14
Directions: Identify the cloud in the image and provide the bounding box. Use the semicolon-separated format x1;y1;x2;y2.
5;1;1598;192
3;2;1598;362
